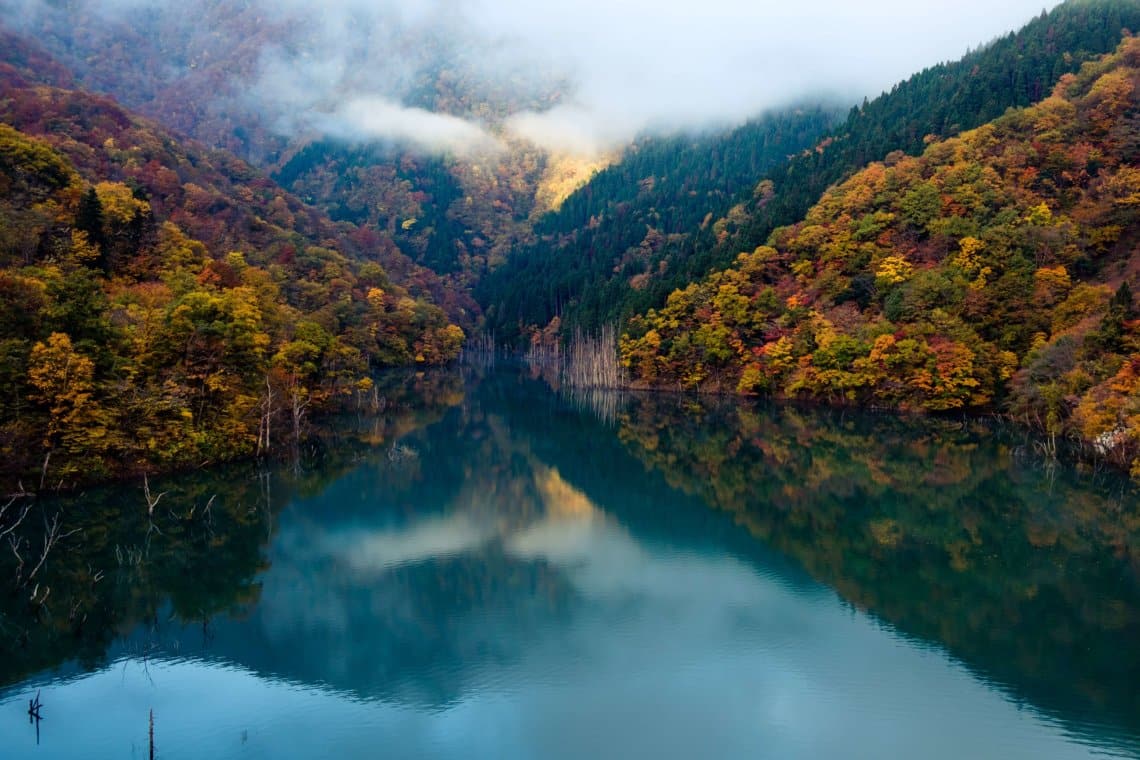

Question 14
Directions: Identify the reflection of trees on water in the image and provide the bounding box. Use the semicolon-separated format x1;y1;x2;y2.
0;367;611;708
238;390;608;707
614;393;1140;736
7;366;1140;745
0;369;469;689
0;470;271;688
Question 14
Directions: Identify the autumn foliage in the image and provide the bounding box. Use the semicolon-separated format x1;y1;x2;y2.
622;38;1140;469
0;90;466;489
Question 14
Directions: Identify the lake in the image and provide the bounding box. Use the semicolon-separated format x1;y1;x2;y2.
2;366;1139;759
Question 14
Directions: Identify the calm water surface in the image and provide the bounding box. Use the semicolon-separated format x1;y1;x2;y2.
2;368;1139;758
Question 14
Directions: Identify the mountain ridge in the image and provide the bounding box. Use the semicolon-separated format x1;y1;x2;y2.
482;0;1140;343
620;35;1140;470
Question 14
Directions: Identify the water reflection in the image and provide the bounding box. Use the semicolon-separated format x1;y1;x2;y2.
611;393;1140;746
2;370;1139;758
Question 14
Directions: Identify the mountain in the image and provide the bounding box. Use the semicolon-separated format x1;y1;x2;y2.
7;0;1140;485
0;63;467;489
621;37;1140;469
483;0;1140;343
272;136;577;284
478;107;842;344
0;2;604;287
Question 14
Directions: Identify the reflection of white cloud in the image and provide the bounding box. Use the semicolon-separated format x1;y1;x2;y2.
506;513;600;561
254;508;499;653
13;505;1104;760
175;459;1117;759
507;508;782;609
493;512;1101;759
329;512;498;573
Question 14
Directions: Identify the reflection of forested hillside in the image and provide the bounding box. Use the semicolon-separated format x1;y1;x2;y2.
190;378;597;707
0;370;465;688
613;391;1140;734
2;368;813;709
7;368;1140;745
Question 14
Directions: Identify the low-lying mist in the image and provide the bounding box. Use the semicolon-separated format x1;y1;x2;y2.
3;0;1059;156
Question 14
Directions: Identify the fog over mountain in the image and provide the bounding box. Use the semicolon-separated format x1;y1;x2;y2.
4;0;1058;154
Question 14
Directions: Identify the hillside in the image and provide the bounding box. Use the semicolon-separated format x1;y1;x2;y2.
478;107;841;344
0;76;466;489
0;35;476;316
485;0;1140;343
273;136;558;283
0;5;599;285
621;37;1140;469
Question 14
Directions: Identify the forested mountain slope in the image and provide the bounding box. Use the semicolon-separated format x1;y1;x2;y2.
0;74;466;489
272;136;557;283
0;5;600;285
484;0;1140;343
0;37;475;317
479;107;841;344
621;37;1140;469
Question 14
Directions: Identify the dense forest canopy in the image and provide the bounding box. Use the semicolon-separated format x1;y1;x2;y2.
622;37;1140;469
2;0;1140;485
480;0;1140;343
478;107;843;344
0;73;466;489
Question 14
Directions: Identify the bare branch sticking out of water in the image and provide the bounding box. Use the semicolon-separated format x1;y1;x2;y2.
0;496;33;540
525;324;627;390
143;474;167;518
462;332;498;370
27;512;81;583
564;325;625;390
526;324;629;424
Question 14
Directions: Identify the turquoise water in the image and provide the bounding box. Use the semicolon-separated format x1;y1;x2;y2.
3;369;1139;758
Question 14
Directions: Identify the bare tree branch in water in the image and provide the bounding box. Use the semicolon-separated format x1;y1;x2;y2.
27;511;81;584
9;532;24;583
387;442;418;464
143;474;167;518
0;496;33;540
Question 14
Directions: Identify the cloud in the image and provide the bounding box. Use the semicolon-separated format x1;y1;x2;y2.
477;0;1062;151
256;0;1064;153
319;97;499;155
4;0;1062;154
505;105;622;157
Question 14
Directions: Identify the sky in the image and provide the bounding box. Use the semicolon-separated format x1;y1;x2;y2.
247;0;1062;153
10;0;1062;155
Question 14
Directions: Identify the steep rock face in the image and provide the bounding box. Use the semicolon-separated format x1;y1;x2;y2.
621;38;1140;469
